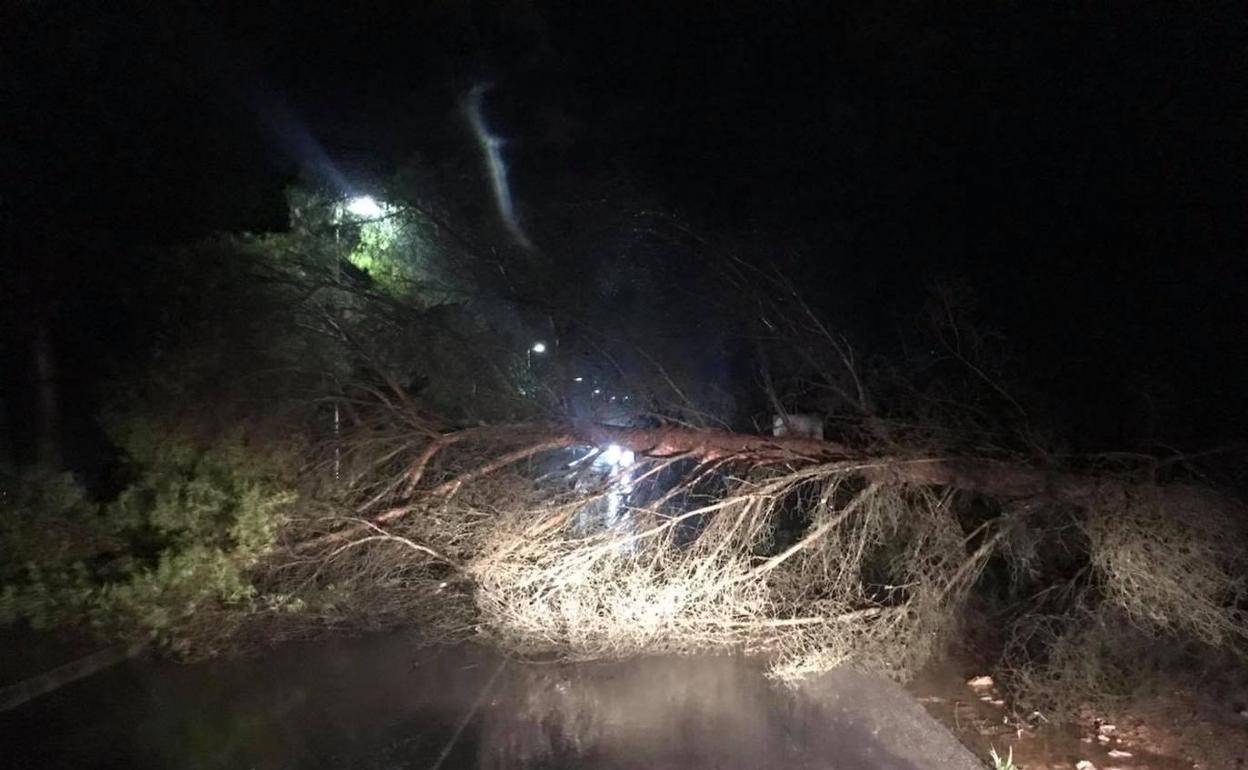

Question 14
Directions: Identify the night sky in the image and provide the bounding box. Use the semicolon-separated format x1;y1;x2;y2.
3;2;1247;455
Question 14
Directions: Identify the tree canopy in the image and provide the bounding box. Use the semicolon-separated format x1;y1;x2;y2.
2;159;1245;721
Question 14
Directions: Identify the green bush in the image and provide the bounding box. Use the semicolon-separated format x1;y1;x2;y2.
0;421;296;651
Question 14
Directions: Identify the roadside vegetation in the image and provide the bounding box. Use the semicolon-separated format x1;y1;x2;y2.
3;174;1245;732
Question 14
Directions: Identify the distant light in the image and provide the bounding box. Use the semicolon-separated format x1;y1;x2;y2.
573;376;584;382
599;444;635;468
531;341;547;354
593;388;601;395
346;195;383;218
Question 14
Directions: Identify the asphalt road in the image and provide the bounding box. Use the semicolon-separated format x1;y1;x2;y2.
0;631;984;769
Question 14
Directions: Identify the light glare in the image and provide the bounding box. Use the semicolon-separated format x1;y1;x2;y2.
600;444;635;468
531;342;547;354
346;195;383;219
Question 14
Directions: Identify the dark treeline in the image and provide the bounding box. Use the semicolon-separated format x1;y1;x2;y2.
3;2;1247;475
2;4;1248;735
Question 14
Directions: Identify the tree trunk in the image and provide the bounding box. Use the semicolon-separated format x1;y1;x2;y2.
33;321;61;470
300;423;1218;553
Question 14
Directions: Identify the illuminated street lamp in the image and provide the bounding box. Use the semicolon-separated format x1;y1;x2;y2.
330;193;386;482
346;195;383;219
527;341;547;369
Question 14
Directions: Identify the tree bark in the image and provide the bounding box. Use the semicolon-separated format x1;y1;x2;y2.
583;425;1133;505
33;321;61;470
293;423;1233;553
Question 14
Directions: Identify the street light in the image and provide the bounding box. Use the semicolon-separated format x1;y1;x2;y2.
527;341;547;369
346;195;383;219
330;193;384;482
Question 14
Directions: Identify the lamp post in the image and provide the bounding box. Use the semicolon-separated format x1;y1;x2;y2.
528;341;547;369
331;195;383;483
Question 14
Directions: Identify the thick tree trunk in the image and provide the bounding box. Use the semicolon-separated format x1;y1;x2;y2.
33;321;61;470
0;389;11;467
579;425;1120;505
300;423;1199;554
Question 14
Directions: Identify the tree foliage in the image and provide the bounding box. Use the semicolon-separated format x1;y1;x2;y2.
1;422;296;652
3;168;1245;724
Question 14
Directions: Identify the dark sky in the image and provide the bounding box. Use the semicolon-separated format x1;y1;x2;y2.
4;1;1247;451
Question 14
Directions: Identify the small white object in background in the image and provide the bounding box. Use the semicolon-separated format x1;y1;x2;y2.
1075;760;1098;770
967;675;995;689
772;413;824;440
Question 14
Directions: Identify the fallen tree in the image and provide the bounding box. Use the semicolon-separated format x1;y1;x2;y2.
4;207;1241;715
264;414;1248;698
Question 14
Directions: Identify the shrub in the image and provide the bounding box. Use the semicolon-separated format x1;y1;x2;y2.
0;421;297;653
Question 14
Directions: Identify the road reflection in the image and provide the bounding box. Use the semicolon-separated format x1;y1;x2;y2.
1;631;974;769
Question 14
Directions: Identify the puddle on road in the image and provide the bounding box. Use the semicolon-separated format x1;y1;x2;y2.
1;631;980;769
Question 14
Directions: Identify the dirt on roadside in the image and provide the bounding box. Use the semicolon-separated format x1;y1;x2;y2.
908;655;1248;770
